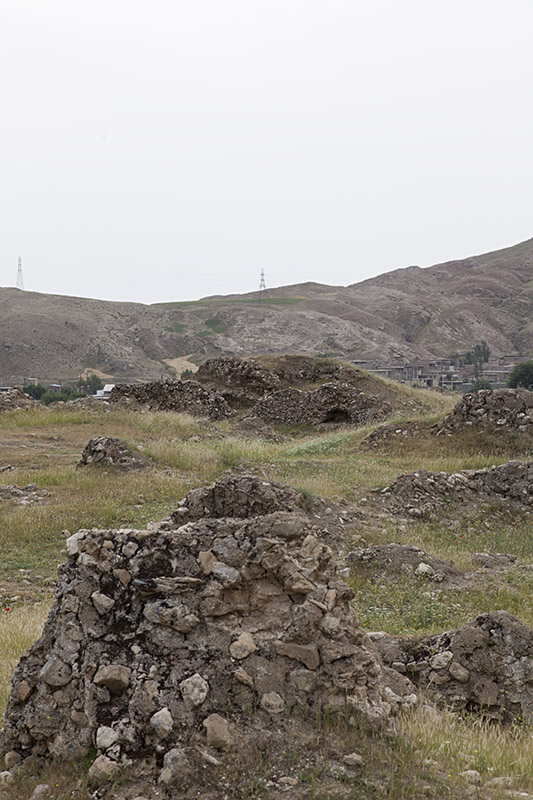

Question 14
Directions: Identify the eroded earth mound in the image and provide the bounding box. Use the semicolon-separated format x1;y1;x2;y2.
77;437;149;471
0;476;408;797
374;611;533;724
252;382;391;427
437;389;533;434
382;460;533;517
109;380;232;420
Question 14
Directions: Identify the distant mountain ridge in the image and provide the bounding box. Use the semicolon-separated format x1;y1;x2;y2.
2;237;533;384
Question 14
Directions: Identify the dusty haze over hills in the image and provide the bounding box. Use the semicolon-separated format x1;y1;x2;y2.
1;237;532;384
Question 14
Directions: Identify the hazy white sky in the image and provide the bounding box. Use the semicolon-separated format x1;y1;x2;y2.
1;0;532;303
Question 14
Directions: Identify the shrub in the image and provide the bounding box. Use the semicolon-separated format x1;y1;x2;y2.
507;361;533;390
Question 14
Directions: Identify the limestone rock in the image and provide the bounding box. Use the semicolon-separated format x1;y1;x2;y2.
29;786;51;800
179;673;209;707
275;641;320;670
150;708;174;739
39;657;72;687
261;692;285;715
229;632;257;660
159;747;190;785
93;664;131;693
203;714;233;751
88;755;120;786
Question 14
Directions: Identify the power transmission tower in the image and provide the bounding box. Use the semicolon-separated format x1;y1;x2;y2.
259;268;266;303
16;257;24;291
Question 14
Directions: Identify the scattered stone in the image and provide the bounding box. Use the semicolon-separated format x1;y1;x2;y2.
179;673;209;707
261;692;285;715
275;641;320;670
460;770;482;785
343;752;364;768
39;657;72;687
150;708;174;739
91;591;115;615
93;664;131;693
234;667;254;687
4;750;20;769
203;714;233;751
159;747;190;785
88;755;120;786
0;770;14;786
96;726;119;750
229;632;257;660
29;785;51;800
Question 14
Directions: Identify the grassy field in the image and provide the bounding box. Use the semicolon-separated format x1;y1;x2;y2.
0;392;532;798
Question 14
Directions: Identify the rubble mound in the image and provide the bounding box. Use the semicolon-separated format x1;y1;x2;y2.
383;460;533;517
437;388;533;434
347;544;464;584
0;476;402;796
0;388;38;412
109;379;232;420
264;355;362;387
77;437;149;471
374;611;533;723
171;472;347;527
252;382;392;427
362;421;426;447
195;358;281;407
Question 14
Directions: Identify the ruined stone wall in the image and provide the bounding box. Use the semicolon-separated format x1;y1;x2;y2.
109;380;232;420
382;460;533;517
195;358;281;407
252;382;391;427
0;476;404;795
438;389;533;433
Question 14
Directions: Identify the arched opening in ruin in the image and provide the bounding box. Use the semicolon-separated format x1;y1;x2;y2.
322;408;350;423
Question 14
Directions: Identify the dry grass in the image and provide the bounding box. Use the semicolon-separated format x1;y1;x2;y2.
0;604;49;710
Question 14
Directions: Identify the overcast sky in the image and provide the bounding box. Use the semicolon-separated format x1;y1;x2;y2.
1;0;532;304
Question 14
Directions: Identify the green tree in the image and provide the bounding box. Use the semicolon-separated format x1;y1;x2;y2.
23;383;46;400
507;361;533;390
472;377;492;391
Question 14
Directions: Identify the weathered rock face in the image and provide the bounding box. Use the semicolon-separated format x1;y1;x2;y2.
438;389;533;433
195;358;281;407
77;437;149;471
252;383;391;427
382;460;533;518
109;379;232;420
0;388;38;412
0;476;401;796
374;612;533;724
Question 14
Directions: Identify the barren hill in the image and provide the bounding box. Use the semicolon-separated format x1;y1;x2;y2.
2;237;533;383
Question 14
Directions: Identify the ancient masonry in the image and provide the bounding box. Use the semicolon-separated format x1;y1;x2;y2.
109;380;232;420
252;383;391;426
437;388;533;433
0;475;413;794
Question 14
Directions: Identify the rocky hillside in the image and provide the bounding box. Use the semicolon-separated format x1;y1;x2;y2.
2;237;533;383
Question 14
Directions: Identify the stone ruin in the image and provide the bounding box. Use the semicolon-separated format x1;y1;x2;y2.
252;383;392;427
0;388;38;412
0;475;411;797
437;388;533;434
373;611;533;724
109;379;232;421
381;460;533;518
77;437;149;471
195;357;281;408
